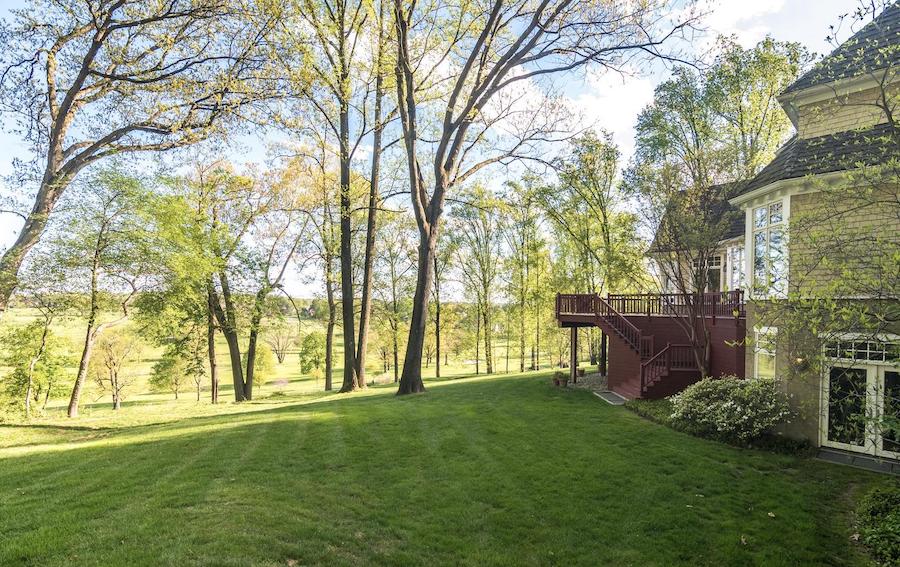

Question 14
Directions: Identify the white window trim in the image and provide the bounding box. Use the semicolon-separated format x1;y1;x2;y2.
725;243;745;292
745;196;790;299
753;326;778;380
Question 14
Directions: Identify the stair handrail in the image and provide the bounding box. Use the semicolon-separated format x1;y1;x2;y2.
640;343;697;392
594;294;642;351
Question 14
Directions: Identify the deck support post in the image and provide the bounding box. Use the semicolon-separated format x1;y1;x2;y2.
600;332;607;376
570;327;578;383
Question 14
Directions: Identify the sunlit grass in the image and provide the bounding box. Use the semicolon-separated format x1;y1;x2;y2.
0;371;881;566
1;307;566;419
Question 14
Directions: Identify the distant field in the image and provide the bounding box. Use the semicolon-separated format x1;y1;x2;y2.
0;307;577;420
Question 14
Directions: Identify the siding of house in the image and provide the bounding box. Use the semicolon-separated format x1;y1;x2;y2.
796;84;895;138
788;185;900;295
744;302;823;442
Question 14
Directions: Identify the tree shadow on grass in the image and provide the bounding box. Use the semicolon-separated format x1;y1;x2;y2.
0;371;878;567
0;373;549;453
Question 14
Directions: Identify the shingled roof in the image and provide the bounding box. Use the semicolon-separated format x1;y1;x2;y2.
650;183;747;253
733;123;898;198
783;1;900;95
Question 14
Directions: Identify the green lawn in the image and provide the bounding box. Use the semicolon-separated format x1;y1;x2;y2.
0;372;880;566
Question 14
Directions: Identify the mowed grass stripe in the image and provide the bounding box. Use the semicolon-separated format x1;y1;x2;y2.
0;372;882;566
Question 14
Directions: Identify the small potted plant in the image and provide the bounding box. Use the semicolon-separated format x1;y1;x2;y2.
554;371;569;387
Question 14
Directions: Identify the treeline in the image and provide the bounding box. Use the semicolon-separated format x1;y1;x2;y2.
0;0;817;417
1;127;645;417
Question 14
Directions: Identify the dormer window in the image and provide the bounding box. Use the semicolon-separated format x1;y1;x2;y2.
751;200;787;298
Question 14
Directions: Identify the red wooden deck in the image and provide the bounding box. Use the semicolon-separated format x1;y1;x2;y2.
555;292;746;399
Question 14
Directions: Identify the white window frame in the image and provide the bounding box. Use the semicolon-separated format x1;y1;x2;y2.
819;333;900;458
753;327;778;380
746;197;789;299
692;254;722;292
725;244;745;292
753;326;777;380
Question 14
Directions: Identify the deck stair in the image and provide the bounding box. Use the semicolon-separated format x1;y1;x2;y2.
555;293;724;397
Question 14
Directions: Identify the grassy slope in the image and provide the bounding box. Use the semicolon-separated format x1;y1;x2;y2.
0;372;878;566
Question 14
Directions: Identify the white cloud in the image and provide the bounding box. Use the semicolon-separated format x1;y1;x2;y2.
568;67;657;165
702;0;785;47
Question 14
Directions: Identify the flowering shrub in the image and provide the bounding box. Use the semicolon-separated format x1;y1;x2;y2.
668;376;791;444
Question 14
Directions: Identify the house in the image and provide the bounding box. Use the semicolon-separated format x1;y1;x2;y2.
556;2;899;464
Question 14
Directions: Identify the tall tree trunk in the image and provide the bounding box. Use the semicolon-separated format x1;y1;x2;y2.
475;301;481;375
242;289;268;401
505;307;510;373
221;328;245;401
24;375;33;419
355;0;387;386
207;286;219;404
392;324;399;383
519;298;526;373
68;321;96;418
111;369;120;410
535;310;541;371
337;74;361;392
397;230;436;394
68;257;102;418
325;272;336;391
244;329;259;401
211;272;247;402
434;254;441;380
482;304;493;374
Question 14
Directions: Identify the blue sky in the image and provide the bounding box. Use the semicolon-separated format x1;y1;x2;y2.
0;0;860;296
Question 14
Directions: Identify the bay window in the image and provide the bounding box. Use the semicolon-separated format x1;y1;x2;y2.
751;200;787;297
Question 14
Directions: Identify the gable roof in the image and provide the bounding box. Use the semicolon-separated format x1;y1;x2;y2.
732;123;898;198
783;1;900;95
650;183;746;253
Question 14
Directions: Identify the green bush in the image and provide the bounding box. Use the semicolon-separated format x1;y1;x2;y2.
857;484;900;566
668;376;791;444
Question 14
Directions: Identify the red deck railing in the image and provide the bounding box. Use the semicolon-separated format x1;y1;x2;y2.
556;291;736;396
640;343;696;392
606;290;745;318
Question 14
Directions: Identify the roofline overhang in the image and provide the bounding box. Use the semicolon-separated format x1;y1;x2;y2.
777;68;898;128
727;170;851;208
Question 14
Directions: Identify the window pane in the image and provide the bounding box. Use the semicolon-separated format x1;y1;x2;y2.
769;229;786;296
884;371;900;453
769;201;783;224
754;231;767;285
827;366;867;446
729;246;745;290
757;331;775;354
708;268;721;291
757;353;776;379
754;207;768;228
